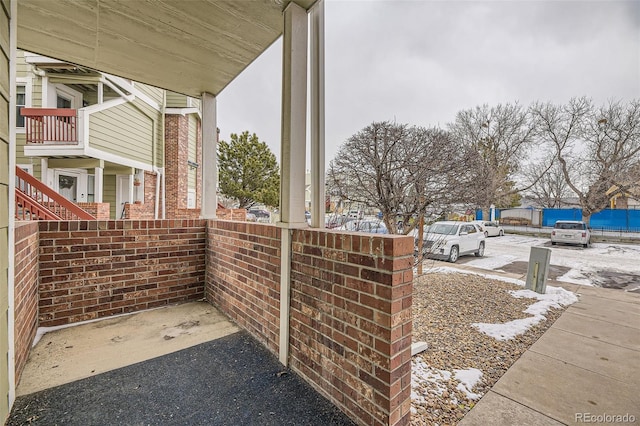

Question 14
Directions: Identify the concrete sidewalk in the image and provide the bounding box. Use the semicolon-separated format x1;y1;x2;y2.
460;276;640;425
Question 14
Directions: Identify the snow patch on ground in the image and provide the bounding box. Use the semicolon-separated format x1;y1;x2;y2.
556;268;594;286
411;357;484;412
466;254;518;270
411;357;452;403
472;286;578;341
454;368;483;400
426;266;526;287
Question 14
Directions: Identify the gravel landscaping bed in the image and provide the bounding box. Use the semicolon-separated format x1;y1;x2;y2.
410;271;572;425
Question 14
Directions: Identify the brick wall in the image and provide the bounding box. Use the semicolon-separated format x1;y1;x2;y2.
173;209;201;220
38;220;206;327
165;114;196;218
77;202;110;219
205;220;281;353
13;222;40;385
205;221;413;426
216;208;247;221
289;230;414;426
124;171;159;220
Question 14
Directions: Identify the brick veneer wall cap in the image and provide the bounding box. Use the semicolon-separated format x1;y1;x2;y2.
13;222;40;385
289;229;414;426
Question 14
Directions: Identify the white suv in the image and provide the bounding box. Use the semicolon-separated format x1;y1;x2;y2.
416;221;486;263
551;221;591;248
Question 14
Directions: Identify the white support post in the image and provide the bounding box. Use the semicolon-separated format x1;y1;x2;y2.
278;230;292;364
7;0;18;407
201;92;217;219
94;166;103;202
278;2;308;367
279;2;308;228
97;82;104;104
40;158;49;187
310;0;325;228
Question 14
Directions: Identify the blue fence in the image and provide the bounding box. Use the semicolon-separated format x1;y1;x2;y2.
541;208;640;231
475;207;640;231
541;208;582;227
474;209;501;221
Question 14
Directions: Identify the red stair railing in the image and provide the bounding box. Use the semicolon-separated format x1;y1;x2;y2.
15;167;95;220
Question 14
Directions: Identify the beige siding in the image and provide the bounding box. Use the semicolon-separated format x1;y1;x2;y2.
134;82;163;106
187;114;197;190
16;50;28;75
14;133;39;177
30;67;41;108
103;174;116;219
165;91;188;108
0;0;11;420
156;107;163;168
89;101;156;165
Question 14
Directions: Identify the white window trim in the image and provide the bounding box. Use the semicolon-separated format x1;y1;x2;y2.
15;77;32;134
53;83;83;109
16;164;33;175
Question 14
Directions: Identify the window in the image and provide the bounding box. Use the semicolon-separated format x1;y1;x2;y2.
57;95;72;109
16;85;26;127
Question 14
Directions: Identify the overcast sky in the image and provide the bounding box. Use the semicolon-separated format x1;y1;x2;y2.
217;0;640;166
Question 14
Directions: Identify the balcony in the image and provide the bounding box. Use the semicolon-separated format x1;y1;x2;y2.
21;108;78;145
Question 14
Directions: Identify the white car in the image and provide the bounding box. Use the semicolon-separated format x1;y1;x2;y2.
472;220;504;237
417;221;486;263
337;219;388;234
551;220;591;248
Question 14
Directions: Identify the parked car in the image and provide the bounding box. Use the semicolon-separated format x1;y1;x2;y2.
325;215;353;229
472;220;504;237
248;208;270;219
551;220;591;247
416;221;485;263
337;219;388;234
346;210;363;220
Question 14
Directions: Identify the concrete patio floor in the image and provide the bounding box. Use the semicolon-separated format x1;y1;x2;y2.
9;301;354;425
17;301;241;396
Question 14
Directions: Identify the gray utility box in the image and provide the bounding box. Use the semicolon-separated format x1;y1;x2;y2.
526;247;552;294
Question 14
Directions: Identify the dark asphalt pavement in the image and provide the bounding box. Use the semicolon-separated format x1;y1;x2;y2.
8;331;355;426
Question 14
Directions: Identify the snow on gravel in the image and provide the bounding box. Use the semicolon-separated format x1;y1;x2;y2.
471;286;577;341
454;368;483;400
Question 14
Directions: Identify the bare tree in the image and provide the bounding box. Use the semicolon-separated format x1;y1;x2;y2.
522;158;575;208
531;98;640;224
448;103;545;217
327;121;466;234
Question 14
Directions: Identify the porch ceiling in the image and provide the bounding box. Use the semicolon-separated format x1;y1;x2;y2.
17;0;317;97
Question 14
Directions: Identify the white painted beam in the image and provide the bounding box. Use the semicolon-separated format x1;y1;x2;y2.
201;92;217;219
310;0;325;229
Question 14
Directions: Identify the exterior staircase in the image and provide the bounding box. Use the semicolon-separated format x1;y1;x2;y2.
15;167;95;220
